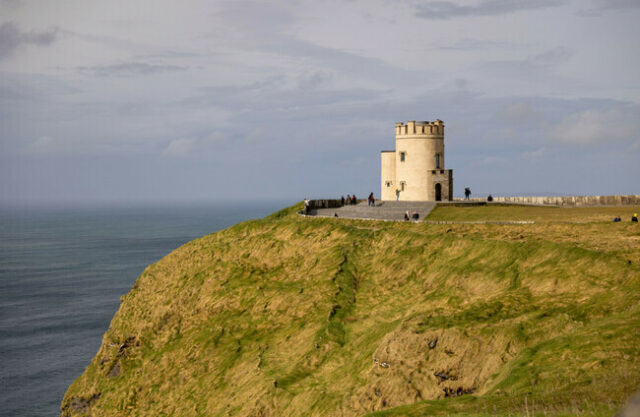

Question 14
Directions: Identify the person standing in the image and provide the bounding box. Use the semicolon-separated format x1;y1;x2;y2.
464;187;471;200
395;189;400;201
633;213;638;223
341;195;345;206
368;192;375;207
345;194;351;205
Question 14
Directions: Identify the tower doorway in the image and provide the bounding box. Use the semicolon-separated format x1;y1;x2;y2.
435;183;442;201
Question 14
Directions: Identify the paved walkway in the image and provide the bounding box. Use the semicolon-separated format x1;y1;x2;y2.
310;201;437;221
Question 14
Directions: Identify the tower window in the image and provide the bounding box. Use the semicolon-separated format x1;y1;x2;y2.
400;152;406;162
385;181;392;187
400;181;406;191
435;153;441;169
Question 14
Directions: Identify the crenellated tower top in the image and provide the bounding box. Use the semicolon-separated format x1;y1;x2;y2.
395;119;444;137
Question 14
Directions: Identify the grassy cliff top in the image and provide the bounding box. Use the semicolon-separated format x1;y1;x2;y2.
61;203;640;417
428;204;640;223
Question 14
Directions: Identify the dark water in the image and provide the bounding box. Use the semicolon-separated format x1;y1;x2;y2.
0;201;287;417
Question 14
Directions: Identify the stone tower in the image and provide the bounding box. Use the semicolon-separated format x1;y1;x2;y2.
380;120;453;201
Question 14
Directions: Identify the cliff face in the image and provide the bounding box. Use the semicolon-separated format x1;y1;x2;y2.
61;204;640;417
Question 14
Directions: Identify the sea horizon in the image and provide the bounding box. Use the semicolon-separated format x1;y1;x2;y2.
0;200;288;417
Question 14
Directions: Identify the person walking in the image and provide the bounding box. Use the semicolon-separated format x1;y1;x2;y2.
368;192;375;207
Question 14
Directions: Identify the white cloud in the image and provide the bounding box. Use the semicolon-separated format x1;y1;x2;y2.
162;138;195;157
202;131;227;144
501;102;541;123
26;136;55;153
76;62;187;77
414;0;567;19
581;0;640;13
472;155;506;166
551;109;638;145
521;147;546;159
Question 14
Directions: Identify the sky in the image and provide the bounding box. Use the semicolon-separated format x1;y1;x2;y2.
1;0;639;203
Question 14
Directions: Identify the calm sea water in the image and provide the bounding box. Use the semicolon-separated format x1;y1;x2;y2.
0;201;287;417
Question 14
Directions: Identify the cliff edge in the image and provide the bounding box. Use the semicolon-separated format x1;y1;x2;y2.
60;203;640;416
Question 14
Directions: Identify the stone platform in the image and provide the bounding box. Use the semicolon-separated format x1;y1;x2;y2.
309;200;437;221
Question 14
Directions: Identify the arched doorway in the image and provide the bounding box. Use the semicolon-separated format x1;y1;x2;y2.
435;183;442;201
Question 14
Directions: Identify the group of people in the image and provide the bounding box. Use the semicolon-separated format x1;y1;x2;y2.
616;213;638;222
341;192;377;207
341;194;358;206
404;211;419;222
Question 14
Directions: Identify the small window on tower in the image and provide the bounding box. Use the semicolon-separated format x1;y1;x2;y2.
400;181;406;191
385;181;392;187
400;152;406;162
435;153;441;169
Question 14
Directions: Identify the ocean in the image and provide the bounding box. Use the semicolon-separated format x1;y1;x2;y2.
0;201;287;417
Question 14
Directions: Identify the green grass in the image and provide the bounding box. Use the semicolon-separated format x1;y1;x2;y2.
427;204;640;222
61;202;640;417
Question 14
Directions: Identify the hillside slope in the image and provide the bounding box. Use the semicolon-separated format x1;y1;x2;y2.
61;203;640;417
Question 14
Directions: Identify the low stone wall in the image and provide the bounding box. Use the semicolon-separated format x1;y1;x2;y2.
305;199;345;210
490;195;640;206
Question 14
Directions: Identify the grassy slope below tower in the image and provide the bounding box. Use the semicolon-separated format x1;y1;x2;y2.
60;203;640;417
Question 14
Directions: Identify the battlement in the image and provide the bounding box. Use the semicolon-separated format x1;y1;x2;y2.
395;119;444;136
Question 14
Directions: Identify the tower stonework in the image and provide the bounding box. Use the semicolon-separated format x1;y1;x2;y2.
380;120;453;201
